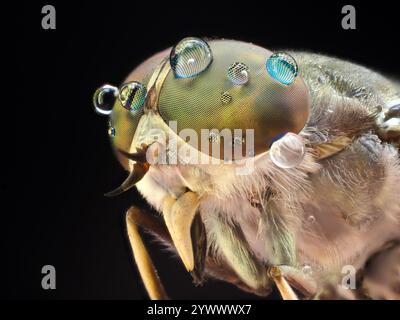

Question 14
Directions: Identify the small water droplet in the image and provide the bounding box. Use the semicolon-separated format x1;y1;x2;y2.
108;127;116;137
227;62;249;85
307;215;316;224
318;75;326;84
233;136;244;145
209;132;219;143
302;265;313;276
220;91;232;104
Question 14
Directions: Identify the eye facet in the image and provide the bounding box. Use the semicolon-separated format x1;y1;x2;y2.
227;62;249;85
118;81;147;111
266;52;298;85
170;37;213;78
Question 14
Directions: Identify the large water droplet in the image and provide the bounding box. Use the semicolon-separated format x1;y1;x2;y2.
269;133;305;168
227;62;249;85
266;52;298;85
93;84;118;116
170;37;213;78
118;81;147;111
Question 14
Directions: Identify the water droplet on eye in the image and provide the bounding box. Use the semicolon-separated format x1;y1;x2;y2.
307;215;316;224
93;84;119;116
233;136;244;145
220;91;232;104
170;37;213;78
209;132;219;143
302;265;313;276
108;127;116;137
266;52;298;85
119;81;147;111
227;62;249;85
269;133;305;168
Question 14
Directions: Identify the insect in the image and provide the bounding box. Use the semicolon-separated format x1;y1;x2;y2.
93;38;400;299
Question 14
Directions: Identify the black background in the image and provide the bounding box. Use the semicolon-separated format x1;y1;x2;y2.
5;1;399;300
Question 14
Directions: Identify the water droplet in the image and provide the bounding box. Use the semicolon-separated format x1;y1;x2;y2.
269;133;305;168
93;84;118;116
227;62;249;85
302;265;313;276
233;136;244;145
266;52;298;85
108;127;116;137
170;37;213;78
318;75;326;84
209;132;219;143
220;91;232;104
307;215;316;224
119;81;147;111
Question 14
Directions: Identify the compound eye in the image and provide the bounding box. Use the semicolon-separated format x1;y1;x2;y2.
266;52;298;85
170;37;213;78
118;81;147;111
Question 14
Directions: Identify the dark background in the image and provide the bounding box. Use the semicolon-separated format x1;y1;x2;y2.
5;1;399;299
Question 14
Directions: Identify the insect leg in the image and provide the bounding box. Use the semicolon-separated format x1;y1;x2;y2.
162;192;207;283
268;266;299;300
208;214;272;294
273;265;318;298
126;206;169;300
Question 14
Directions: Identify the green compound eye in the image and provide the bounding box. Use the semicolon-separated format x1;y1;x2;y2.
170;37;213;78
118;81;147;111
266;52;298;85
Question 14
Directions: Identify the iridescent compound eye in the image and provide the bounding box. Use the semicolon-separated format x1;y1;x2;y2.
266;52;298;85
118;81;147;111
170;37;213;78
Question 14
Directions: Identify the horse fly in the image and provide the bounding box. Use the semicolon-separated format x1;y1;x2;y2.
93;38;400;299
